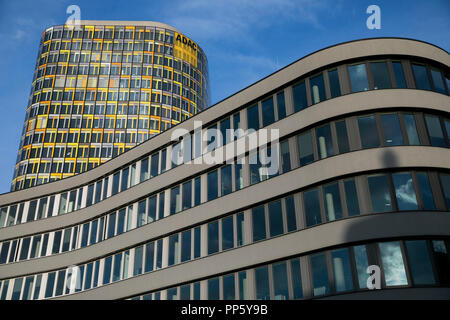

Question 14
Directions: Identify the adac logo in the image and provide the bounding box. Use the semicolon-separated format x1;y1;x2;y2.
176;34;197;52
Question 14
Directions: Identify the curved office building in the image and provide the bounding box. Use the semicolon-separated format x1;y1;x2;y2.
12;21;210;191
0;38;449;300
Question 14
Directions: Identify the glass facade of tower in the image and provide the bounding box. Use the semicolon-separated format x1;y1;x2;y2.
12;22;210;191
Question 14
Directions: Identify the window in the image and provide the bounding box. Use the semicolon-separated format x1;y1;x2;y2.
252;206;266;242
417;172;435;210
170;186;181;215
331;248;354;292
133;246;143;276
222;216;234;251
425;115;446;147
353;245;369;289
310;73;326;104
273;262;289;300
379;241;408;286
140;157;149;182
440;174;450;209
344;179;360;216
220;118;231;145
137;200;146;227
247;104;259;131
194;177;201;206
280;140;291;173
392;172;418;210
348;63;369;92
392;62;407;88
304;188;321;227
316;124;334;159
292;81;308;112
323;182;342;221
261;97;275;127
268;200;283;237
182;181;192;210
168;234;179;266
368;174;392;213
335;120;350;153
223;274;235;300
221;165;232;196
236;213;245;246
208;221;219;254
328;69;341;98
311;253;330;296
358;115;380;148
430;68;446;94
412;64;431;90
297;131;314;166
405;240;435;285
207;278;220;300
403;114;420;145
380;114;404;146
207;170;218;201
255;266;270;300
370;61;392;89
181;230;191;262
290;258;303;299
276;92;286;120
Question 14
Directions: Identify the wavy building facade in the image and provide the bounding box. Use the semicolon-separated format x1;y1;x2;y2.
12;21;210;191
0;37;449;300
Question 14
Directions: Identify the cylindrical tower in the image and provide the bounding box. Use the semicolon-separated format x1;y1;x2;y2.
12;21;210;191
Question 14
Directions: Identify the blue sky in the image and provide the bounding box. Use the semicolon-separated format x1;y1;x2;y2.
0;0;448;194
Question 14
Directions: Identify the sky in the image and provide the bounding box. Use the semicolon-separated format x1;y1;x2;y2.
0;0;448;194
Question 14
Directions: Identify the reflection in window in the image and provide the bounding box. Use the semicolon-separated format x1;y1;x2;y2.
293;81;308;112
349;63;369;92
358;115;380;149
285;196;297;232
379;241;408;286
392;172;418;210
255;266;270;300
304;188;321;227
182;181;192;211
316;124;334;159
412;64;431;90
311;253;330;296
328;69;341;98
425;115;446;147
331;248;354;292
353;245;369;289
238;271;248;300
298;131;314;166
368;174;392;213
381;114;404;146
370;61;392;89
310;73;326;104
432;240;450;285
405;240;435;285
168;234;179;266
170;186;180;215
272;262;289;300
181;230;191;262
323;183;342;221
403;114;420;145
392;61;407;88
